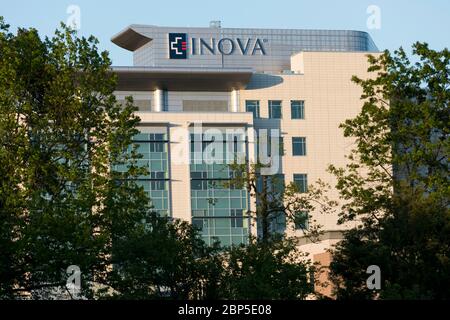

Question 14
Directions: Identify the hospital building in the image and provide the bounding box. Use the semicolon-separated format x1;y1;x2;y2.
111;21;379;270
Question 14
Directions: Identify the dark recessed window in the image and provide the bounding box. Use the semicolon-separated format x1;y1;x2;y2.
294;211;309;230
246;100;260;118
292;137;307;156
231;209;244;228
269;100;282;119
293;174;308;193
291;100;305;119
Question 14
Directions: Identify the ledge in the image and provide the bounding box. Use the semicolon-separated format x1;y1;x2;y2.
112;67;254;92
111;27;153;51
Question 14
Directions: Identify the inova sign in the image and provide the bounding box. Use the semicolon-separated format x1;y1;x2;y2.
169;33;268;59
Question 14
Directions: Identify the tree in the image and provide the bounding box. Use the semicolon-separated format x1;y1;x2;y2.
0;17;245;301
96;213;222;300
219;236;315;300
0;17;178;299
227;162;335;243
328;43;450;299
218;158;335;299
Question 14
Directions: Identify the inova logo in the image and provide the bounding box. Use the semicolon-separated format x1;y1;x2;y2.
169;33;188;59
169;33;268;59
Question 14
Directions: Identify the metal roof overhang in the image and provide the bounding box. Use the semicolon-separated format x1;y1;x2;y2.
113;67;254;92
111;27;153;51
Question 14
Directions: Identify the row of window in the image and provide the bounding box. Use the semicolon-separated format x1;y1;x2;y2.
120;131;312;242
194;210;309;233
190;134;250;246
260;173;308;193
195;133;307;158
259;136;307;156
246;100;305;119
132;133;170;216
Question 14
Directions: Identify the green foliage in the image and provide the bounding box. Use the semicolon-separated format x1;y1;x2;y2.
97;213;222;300
0;17;150;299
329;43;450;300
216;162;328;299
219;237;314;300
227;162;336;242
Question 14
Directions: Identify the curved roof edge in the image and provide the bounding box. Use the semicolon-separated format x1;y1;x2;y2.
111;66;254;91
111;26;153;51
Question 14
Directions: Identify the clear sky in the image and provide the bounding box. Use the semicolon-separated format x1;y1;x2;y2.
1;0;449;66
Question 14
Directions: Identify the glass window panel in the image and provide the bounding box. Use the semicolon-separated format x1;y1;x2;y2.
215;198;229;209
230;190;242;197
232;236;244;245
246;100;260;118
150;160;162;171
192;218;204;231
133;133;149;141
136;159;150;168
231;198;242;209
269;100;282;119
215;219;231;228
294;174;308;193
136;143;149;155
214;190;229;198
197;199;209;209
151;190;162;198
294;211;310;230
292;137;307;156
150;199;163;209
192;210;206;217
218;236;231;247
137;181;150;191
291;100;305;119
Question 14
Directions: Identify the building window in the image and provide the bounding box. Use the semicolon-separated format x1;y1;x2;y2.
231;209;244;228
292;137;307;156
270;174;285;194
116;132;170;217
291;100;305;119
246;100;260;118
192;219;203;231
269;100;282;119
190;132;250;247
294;174;308;193
294;211;309;230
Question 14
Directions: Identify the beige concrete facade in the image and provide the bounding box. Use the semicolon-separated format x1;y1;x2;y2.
240;52;373;242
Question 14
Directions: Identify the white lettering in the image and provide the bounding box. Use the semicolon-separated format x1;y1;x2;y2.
191;37;267;56
178;304;213;318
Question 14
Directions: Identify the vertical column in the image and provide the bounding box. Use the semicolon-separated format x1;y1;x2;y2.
231;89;240;112
153;89;165;112
246;125;256;164
168;123;192;223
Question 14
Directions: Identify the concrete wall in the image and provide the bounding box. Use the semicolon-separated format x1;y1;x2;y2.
240;52;375;249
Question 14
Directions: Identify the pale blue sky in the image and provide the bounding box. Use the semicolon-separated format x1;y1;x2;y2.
1;0;449;66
